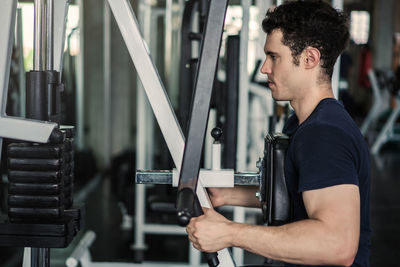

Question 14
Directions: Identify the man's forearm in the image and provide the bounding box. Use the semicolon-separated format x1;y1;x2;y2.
222;186;261;208
229;219;357;266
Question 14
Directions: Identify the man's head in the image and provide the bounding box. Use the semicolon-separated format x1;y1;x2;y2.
262;0;349;80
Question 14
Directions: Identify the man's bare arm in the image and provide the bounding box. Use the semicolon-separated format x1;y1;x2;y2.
207;186;261;208
189;184;360;266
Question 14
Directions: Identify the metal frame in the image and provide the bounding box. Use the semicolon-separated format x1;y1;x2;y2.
360;70;383;135
103;0;112;167
132;0;156;256
176;0;228;194
0;0;56;163
233;1;251;264
371;96;400;154
16;7;26;117
106;0;236;266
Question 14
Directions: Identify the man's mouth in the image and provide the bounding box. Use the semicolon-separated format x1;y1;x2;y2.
268;80;275;88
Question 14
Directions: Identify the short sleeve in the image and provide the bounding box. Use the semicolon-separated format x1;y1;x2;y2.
293;123;359;193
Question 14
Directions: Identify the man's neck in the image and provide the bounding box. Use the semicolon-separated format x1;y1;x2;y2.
290;86;334;124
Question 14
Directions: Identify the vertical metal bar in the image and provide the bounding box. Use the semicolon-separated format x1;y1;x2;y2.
224;35;239;169
46;0;54;70
22;247;31;267
144;2;155;170
31;248;39;267
204;108;216;169
331;0;343;99
104;0;111;167
44;248;50;267
132;0;151;254
34;0;45;71
234;1;251;264
16;8;26;117
76;0;84;149
236;0;250;173
165;0;172;91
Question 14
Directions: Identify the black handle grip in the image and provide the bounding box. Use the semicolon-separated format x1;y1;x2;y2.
176;188;219;267
193;196;219;267
176;188;195;226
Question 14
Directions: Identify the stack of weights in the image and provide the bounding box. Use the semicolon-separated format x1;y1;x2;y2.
7;128;74;223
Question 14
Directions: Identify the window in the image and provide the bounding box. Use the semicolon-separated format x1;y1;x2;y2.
350;11;370;45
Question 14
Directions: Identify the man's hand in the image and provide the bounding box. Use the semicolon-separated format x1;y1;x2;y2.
186;208;235;252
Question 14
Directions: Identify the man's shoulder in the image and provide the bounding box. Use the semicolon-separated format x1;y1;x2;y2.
301;99;359;136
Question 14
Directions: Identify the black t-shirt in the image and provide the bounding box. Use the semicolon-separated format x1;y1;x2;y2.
282;98;371;267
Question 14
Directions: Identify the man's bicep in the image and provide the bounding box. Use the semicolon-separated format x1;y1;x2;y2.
303;184;360;222
302;184;360;245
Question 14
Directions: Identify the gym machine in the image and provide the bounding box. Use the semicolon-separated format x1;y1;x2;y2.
360;70;385;136
370;70;400;154
134;0;290;266
0;1;83;266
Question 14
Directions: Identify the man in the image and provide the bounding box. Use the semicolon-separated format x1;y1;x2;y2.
186;1;371;266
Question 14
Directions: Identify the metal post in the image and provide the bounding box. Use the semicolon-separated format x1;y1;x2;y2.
46;0;54;70
16;8;26;117
234;1;251;264
131;0;152;256
76;0;84;149
31;248;50;267
104;0;112;167
34;0;45;71
165;0;172;91
331;0;343;99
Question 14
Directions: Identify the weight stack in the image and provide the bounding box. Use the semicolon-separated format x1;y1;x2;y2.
7;128;74;223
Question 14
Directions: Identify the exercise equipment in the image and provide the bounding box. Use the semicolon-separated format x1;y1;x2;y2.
360;69;386;136
371;78;400;154
0;1;83;266
359;69;400;154
259;133;290;226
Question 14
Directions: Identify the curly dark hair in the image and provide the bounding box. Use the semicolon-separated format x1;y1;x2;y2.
262;0;349;78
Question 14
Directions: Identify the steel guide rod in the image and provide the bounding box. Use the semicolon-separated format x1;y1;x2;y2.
30;0;54;266
34;0;45;71
46;0;54;71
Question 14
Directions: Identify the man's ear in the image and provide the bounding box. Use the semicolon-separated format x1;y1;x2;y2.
303;47;321;69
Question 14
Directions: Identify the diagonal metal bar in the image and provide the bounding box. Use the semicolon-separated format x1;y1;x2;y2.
107;0;185;169
176;0;229;221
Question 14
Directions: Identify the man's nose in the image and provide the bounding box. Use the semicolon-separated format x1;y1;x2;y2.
260;60;271;74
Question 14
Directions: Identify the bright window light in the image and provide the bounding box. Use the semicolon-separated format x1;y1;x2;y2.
350;11;370;45
18;3;80;70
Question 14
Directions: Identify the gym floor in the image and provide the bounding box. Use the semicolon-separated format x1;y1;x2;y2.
1;142;400;266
